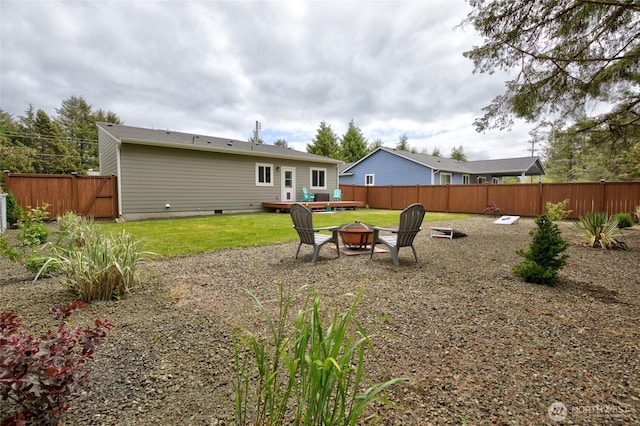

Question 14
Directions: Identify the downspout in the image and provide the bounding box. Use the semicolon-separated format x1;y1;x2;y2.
116;144;123;217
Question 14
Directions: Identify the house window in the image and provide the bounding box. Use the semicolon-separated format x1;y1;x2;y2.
477;176;487;184
462;175;470;185
310;168;326;189
492;177;500;184
365;174;374;186
256;163;273;186
440;173;452;185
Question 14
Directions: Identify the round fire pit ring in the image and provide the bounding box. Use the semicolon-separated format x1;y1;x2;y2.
338;222;374;249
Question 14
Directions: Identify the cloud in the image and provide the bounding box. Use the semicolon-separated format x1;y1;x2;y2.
0;0;536;160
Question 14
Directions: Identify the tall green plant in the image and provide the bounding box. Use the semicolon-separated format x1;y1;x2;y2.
5;191;22;226
513;215;569;285
574;211;627;249
38;214;150;301
16;204;50;247
234;284;407;425
0;203;51;273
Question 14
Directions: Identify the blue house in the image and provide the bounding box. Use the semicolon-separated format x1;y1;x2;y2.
339;147;545;185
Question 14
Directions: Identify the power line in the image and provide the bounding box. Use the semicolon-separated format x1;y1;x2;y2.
1;146;98;159
0;131;98;145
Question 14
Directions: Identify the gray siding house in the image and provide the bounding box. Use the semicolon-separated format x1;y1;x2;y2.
97;123;343;220
339;147;545;186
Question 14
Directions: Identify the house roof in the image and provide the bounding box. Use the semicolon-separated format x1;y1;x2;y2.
341;147;545;176
97;123;343;165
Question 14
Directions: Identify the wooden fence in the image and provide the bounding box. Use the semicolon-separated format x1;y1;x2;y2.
339;182;640;219
4;172;118;220
5;172;639;221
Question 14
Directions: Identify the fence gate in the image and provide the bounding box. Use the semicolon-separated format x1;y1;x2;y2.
4;172;118;220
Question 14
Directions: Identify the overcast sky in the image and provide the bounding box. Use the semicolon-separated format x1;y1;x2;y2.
0;0;538;160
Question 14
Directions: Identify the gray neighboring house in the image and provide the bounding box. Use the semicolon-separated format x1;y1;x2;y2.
97;123;343;220
339;147;545;186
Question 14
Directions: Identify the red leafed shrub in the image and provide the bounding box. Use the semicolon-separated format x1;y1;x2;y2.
0;301;112;425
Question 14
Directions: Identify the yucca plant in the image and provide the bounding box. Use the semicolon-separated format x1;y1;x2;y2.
574;211;627;250
38;214;151;301
233;284;407;425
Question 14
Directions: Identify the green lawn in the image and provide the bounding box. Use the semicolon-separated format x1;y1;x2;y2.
100;210;471;257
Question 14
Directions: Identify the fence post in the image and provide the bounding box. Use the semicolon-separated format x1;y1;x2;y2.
600;179;606;214
0;192;6;235
111;175;119;219
4;171;10;193
71;172;80;213
539;181;544;216
445;184;449;212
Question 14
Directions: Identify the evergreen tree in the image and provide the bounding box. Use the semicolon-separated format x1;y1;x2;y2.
369;138;383;151
274;138;289;148
513;215;569;285
0;109;36;180
340;119;368;162
34;109;82;174
307;121;340;159
93;108;122;125
56;96;120;171
463;1;639;143
431;147;442;157
395;134;416;153
17;105;39;152
450;146;467;161
55;96;96;169
543;119;633;182
620;142;640;180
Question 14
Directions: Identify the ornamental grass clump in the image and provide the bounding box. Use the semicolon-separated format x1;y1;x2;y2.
513;215;569;285
38;214;150;301
574;211;627;249
233;284;407;425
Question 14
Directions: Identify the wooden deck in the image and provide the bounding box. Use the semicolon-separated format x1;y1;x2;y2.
262;201;365;213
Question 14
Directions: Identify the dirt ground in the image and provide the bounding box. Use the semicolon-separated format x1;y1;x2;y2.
1;215;639;425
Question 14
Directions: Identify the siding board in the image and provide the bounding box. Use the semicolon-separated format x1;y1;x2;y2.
119;144;338;217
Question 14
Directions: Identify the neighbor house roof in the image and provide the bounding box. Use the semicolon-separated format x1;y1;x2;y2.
463;157;545;175
341;147;545;176
97;123;343;165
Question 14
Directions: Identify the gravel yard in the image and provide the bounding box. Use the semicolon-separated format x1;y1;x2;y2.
1;215;639;425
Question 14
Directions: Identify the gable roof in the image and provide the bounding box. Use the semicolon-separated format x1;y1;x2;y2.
97;123;343;165
463;156;545;175
341;146;545;176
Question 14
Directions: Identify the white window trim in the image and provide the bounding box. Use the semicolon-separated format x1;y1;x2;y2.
477;176;487;184
440;172;452;185
365;174;375;186
492;177;500;184
310;167;327;190
462;174;470;185
256;163;273;186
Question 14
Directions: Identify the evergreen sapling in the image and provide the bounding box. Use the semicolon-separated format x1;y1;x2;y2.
513;215;569;285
